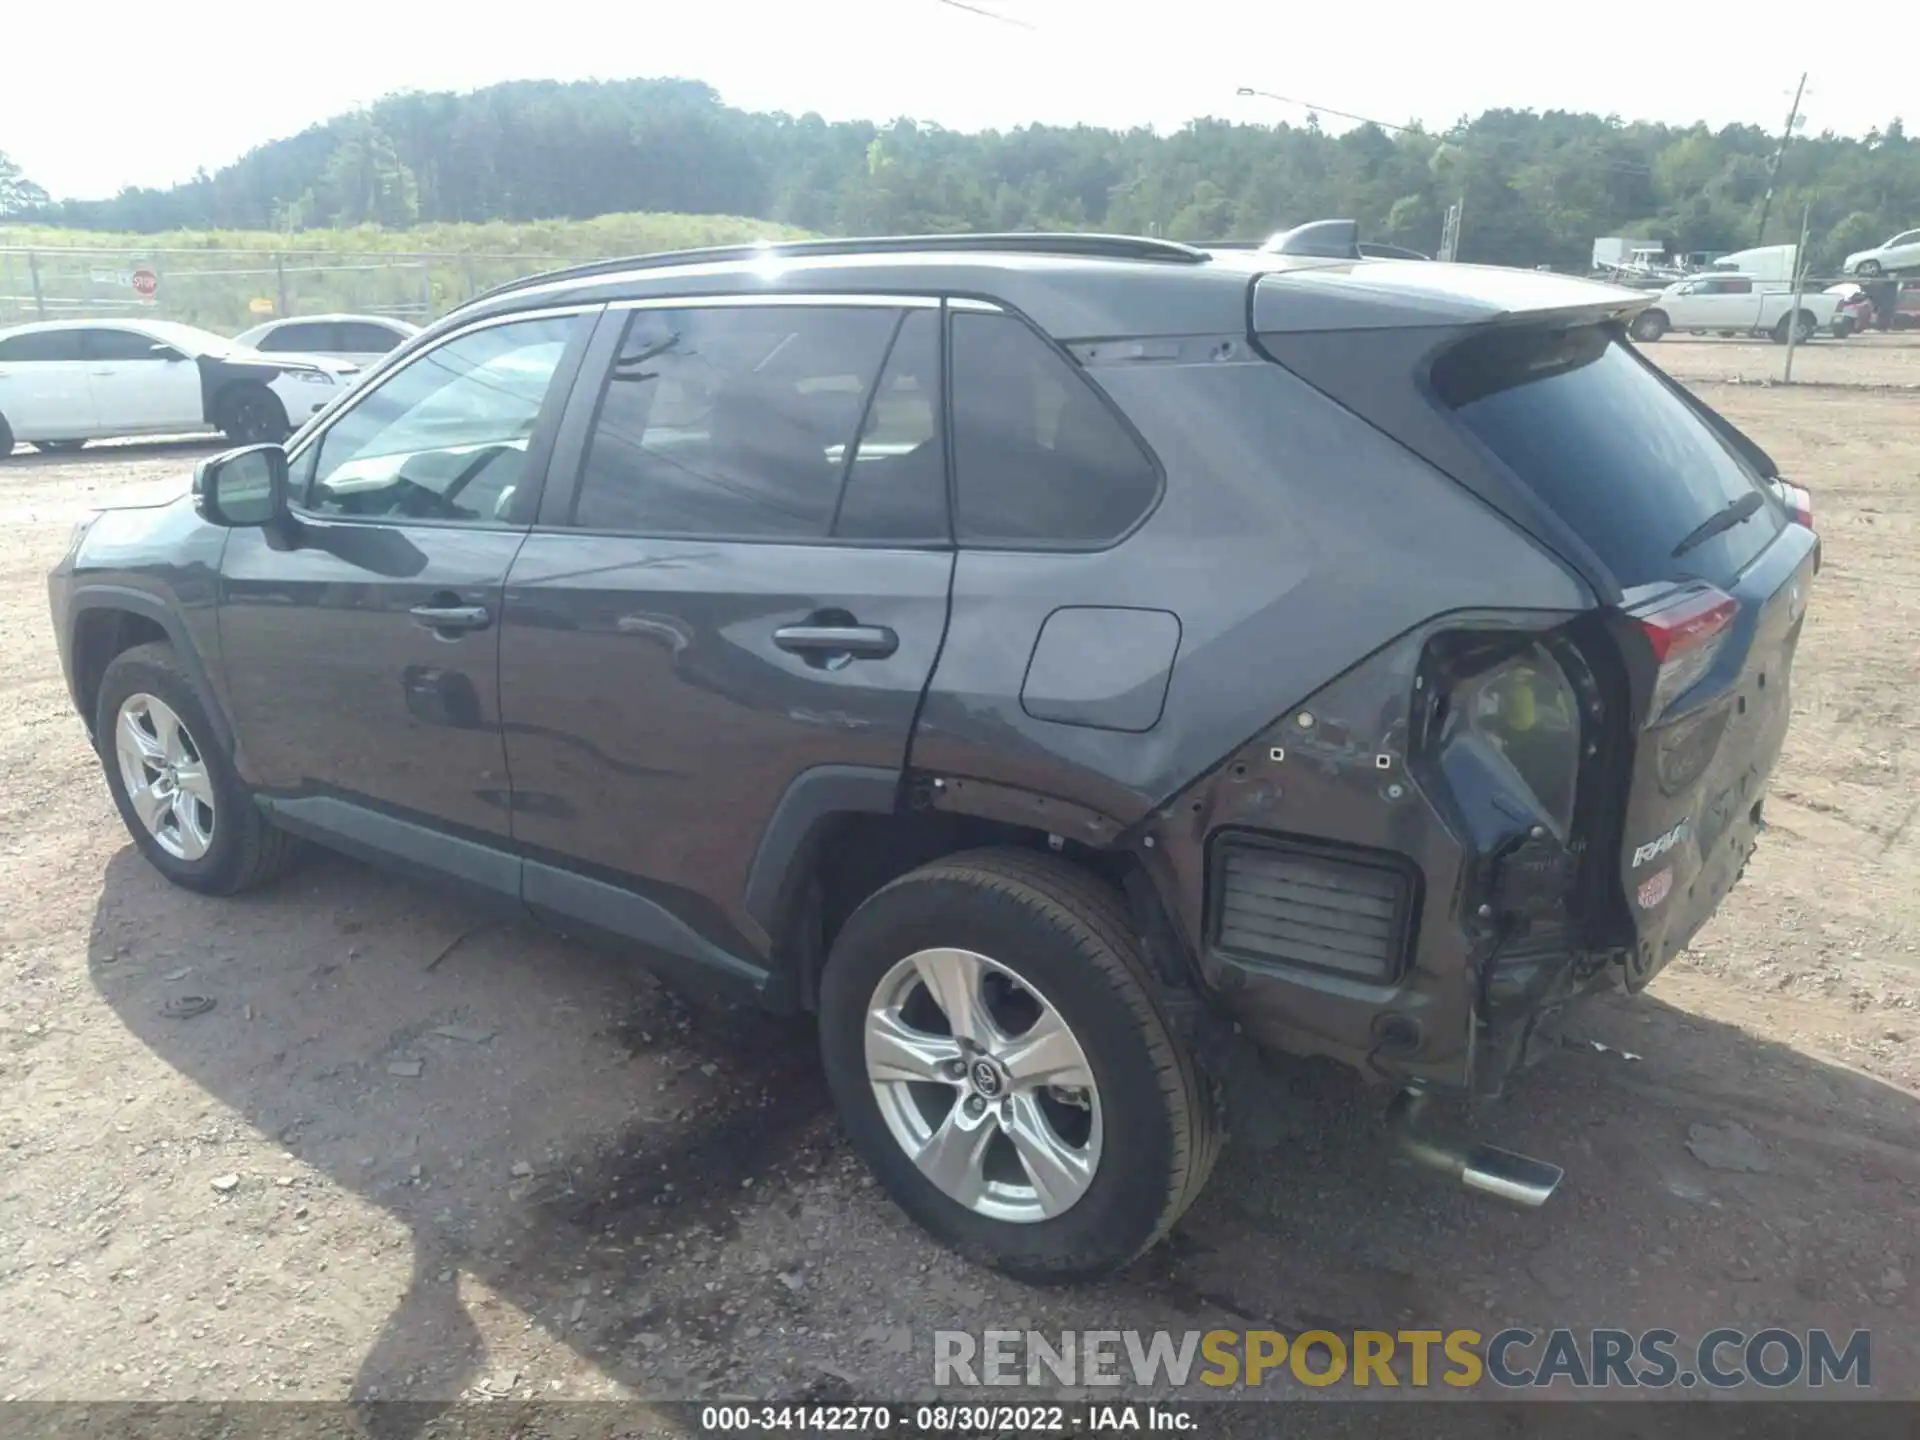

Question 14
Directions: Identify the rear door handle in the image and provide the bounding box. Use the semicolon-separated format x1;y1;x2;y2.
772;623;898;661
410;603;492;634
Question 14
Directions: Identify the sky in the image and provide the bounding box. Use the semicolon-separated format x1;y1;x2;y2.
1;0;1892;201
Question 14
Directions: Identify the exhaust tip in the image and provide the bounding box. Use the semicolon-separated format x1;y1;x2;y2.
1386;1090;1564;1208
1459;1143;1563;1208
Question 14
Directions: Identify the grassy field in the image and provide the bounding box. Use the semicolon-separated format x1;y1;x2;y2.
0;212;811;332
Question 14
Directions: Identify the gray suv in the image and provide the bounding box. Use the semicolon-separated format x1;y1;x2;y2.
48;227;1818;1279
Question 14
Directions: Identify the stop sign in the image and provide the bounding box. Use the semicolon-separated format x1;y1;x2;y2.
130;266;158;301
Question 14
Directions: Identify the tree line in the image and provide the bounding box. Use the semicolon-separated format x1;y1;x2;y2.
6;78;1918;272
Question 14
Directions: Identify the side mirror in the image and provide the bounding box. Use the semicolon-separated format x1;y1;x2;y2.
194;444;289;529
150;343;185;361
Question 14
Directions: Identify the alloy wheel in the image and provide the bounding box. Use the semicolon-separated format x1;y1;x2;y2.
864;947;1102;1222
114;693;216;861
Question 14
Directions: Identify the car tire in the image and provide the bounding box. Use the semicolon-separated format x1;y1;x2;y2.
216;383;290;445
818;847;1221;1282
1630;309;1668;342
1856;259;1882;277
0;412;12;459
35;439;87;454
95;641;302;895
1771;311;1816;345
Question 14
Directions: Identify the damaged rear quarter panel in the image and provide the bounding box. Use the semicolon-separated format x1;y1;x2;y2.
912;351;1594;1070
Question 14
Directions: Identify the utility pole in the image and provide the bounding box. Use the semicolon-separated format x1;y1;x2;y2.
1439;196;1464;262
1755;72;1807;247
1783;200;1813;383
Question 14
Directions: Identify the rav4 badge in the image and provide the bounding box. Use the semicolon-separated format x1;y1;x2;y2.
1631;818;1690;868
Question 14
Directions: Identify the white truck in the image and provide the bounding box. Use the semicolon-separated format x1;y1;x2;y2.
1627;272;1839;343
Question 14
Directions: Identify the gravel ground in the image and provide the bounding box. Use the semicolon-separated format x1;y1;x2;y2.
1;346;1916;1410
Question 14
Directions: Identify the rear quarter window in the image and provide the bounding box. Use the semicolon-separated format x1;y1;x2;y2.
1432;325;1783;587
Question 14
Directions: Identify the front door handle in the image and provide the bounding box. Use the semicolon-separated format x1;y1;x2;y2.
772;623;898;661
410;603;492;634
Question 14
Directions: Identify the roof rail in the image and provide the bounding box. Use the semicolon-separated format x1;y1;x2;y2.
1261;219;1363;260
478;231;1211;302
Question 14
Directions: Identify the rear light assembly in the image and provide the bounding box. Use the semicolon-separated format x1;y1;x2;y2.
1631;583;1739;722
1770;479;1814;530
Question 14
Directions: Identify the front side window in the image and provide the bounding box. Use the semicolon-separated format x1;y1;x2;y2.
949;311;1161;547
256;325;325;353
297;313;580;525
336;322;407;353
85;329;172;361
572;304;939;542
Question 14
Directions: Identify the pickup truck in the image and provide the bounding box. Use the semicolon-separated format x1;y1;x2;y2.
1628;273;1839;343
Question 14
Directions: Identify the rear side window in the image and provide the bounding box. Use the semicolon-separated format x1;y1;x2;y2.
949;311;1160;547
1433;325;1782;586
0;330;83;362
572;304;941;542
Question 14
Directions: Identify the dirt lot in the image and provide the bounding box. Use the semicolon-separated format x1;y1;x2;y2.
1;336;1917;1414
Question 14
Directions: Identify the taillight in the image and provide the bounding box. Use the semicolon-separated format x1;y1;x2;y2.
1772;480;1814;530
1633;584;1739;722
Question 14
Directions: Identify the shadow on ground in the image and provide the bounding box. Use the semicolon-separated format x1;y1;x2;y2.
87;842;1920;1420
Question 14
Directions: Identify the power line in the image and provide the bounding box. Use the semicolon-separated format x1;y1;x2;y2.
1234;85;1656;177
931;0;1037;28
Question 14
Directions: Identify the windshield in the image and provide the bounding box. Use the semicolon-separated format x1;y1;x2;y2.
1433;325;1783;587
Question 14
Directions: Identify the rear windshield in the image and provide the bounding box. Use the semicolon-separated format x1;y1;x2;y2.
1432;325;1782;586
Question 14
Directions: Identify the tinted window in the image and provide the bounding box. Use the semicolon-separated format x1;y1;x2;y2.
572;305;902;540
299;314;579;525
336;322;406;353
949;311;1160;546
832;309;946;541
85;329;171;361
258;323;330;353
1435;325;1783;586
0;330;83;362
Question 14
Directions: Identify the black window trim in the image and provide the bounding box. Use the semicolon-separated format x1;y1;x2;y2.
538;292;955;551
282;301;602;533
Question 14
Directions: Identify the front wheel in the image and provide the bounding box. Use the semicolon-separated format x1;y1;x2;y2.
96;642;301;894
0;412;12;458
216;383;290;444
1630;309;1669;342
1856;258;1883;277
819;849;1220;1281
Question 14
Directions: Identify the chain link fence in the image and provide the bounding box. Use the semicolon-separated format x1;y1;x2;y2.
0;246;575;334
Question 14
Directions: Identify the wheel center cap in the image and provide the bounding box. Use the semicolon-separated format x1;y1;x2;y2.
969;1058;1004;1098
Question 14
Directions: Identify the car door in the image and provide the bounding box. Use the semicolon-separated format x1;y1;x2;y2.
496;297;954;978
0;328;96;440
217;304;598;883
81;327;204;433
1889;230;1920;270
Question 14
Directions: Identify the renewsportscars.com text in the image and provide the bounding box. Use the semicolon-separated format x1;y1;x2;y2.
933;1327;1871;1390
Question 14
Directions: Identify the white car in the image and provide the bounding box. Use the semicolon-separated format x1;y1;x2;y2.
1629;274;1838;343
233;313;421;370
1844;229;1920;277
0;318;356;456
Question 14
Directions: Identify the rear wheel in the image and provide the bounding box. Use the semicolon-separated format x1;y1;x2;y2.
96;641;301;894
216;383;290;444
1630;309;1668;342
35;439;86;454
1771;311;1817;345
819;848;1220;1281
